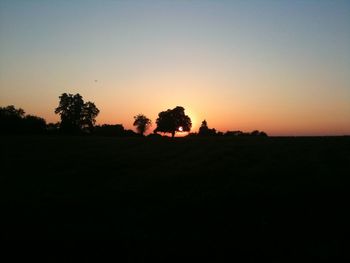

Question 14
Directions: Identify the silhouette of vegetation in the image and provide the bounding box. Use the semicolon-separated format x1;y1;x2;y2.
93;124;139;137
1;99;348;260
133;114;152;136
198;120;217;136
0;105;25;118
82;101;100;133
1;100;269;138
147;133;162;139
0;105;46;134
124;129;139;137
22;115;47;134
94;124;125;136
193;119;269;137
0;105;25;134
225;130;245;136
47;122;60;134
154;106;192;137
251;130;268;137
223;130;268;137
55;93;99;134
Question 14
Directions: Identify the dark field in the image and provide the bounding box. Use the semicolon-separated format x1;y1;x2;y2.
1;136;349;259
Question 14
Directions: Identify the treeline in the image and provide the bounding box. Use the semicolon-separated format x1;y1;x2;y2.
191;120;267;137
0;93;267;137
0;105;141;137
0;105;47;134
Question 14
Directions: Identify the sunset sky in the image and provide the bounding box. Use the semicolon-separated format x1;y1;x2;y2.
0;0;349;136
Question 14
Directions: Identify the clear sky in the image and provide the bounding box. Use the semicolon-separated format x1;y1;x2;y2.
1;0;349;135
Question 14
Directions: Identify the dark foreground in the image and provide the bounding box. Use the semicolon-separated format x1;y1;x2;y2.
1;136;349;259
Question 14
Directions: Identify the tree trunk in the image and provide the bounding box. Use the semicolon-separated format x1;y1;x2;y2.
171;131;175;138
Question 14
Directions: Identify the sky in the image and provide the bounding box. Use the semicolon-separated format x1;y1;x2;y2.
0;0;349;136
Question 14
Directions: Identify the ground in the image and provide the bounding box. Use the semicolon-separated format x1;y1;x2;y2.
0;135;349;260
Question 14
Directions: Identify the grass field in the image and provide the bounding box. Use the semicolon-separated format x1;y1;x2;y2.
1;135;349;259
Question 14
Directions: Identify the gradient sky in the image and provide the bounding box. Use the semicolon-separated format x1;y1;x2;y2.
1;0;349;135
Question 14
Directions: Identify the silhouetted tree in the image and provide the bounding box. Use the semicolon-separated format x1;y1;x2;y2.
93;124;140;137
223;130;268;137
0;106;23;133
54;93;83;133
251;130;260;136
133;114;152;136
55;93;99;134
23;115;46;134
225;130;244;136
82;101;99;133
124;129;139;137
251;130;268;137
47;122;60;134
0;105;46;134
198;120;217;136
94;124;125;136
0;105;25;118
199;120;208;132
154;106;192;137
186;132;198;137
259;131;268;137
0;105;25;134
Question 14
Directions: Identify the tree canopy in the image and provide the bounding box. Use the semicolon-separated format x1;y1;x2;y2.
154;106;191;137
55;93;99;134
133;114;152;136
0;105;46;134
198;120;217;136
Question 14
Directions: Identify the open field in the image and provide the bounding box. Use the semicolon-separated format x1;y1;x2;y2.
0;136;349;259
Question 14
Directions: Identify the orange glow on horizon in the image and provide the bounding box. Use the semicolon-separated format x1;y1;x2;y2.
1;1;349;137
30;101;350;137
